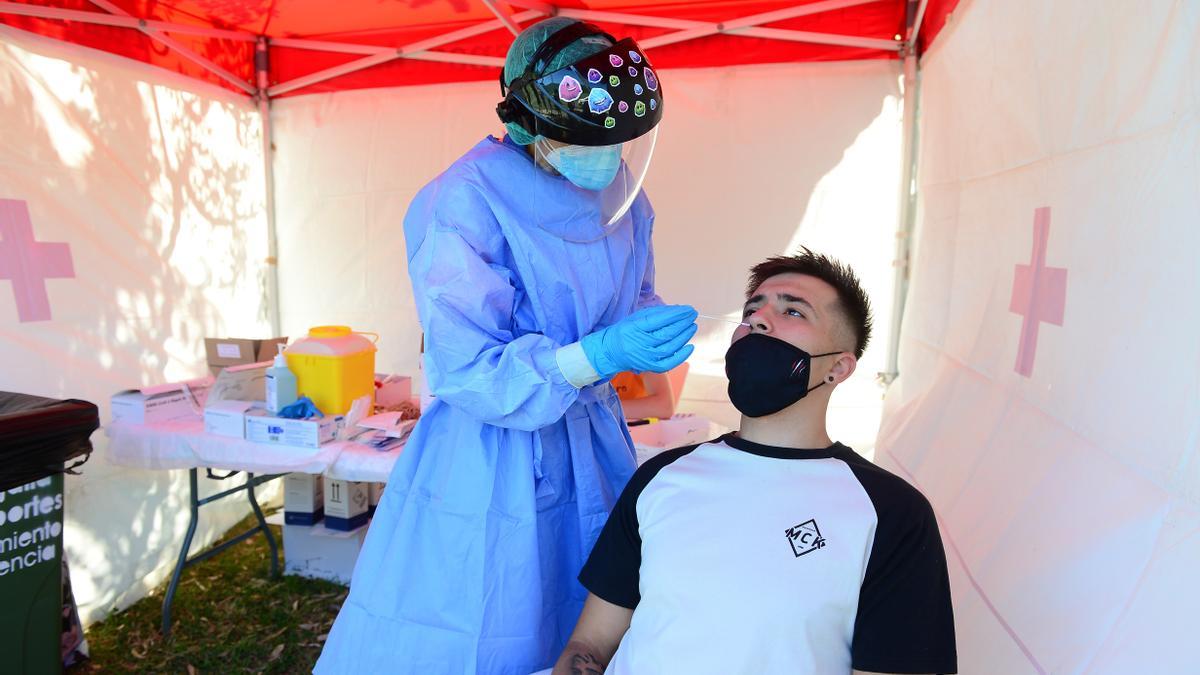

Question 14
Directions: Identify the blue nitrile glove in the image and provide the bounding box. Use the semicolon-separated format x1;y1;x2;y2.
278;396;324;420
581;304;699;379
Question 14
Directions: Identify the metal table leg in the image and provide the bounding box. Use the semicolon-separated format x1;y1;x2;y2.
162;468;200;637
246;471;280;578
160;469;285;637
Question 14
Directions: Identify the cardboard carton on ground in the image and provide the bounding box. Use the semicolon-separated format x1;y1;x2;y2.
282;522;367;585
368;482;385;517
283;473;324;526
324;479;369;531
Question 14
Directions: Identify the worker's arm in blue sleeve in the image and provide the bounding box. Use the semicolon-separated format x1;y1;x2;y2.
406;188;588;432
634;193;664;310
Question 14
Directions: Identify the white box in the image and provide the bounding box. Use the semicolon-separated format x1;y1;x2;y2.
324;479;369;531
209;361;269;404
630;416;731;466
245;411;340;448
111;377;211;425
284;473;324;526
282;523;368;585
374;373;413;408
368;482;385;517
203;400;255;438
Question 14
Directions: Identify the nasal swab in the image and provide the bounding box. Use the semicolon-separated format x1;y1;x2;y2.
697;313;750;327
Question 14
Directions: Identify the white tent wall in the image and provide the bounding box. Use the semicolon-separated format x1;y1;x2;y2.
878;0;1200;672
0;26;277;626
272;58;904;455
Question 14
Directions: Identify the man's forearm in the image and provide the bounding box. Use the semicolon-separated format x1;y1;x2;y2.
552;640;609;675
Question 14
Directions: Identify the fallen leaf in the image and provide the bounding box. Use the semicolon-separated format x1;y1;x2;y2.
187;664;198;675
317;633;328;642
269;643;285;661
291;599;298;611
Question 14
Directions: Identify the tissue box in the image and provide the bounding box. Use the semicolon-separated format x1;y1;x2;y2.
245;411;340;448
284;473;324;526
205;337;287;376
111;378;211;425
282;523;367;585
324;479;369;531
203;400;255;438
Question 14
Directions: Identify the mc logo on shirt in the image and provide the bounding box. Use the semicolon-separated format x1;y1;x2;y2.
785;519;826;557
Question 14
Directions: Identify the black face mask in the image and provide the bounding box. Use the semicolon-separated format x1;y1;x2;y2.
725;333;841;418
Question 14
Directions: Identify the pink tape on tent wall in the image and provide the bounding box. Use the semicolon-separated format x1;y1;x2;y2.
1009;207;1067;377
0;199;75;322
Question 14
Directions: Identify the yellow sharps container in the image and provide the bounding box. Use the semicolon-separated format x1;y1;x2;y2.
284;326;377;415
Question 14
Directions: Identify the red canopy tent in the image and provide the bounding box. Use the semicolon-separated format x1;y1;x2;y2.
2;1;959;351
0;0;958;98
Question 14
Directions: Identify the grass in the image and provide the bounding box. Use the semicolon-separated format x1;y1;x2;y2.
68;512;347;674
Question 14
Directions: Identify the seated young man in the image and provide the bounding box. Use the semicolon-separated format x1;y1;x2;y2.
552;249;957;674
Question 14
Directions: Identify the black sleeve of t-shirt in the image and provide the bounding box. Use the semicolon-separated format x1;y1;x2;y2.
578;445;699;609
842;456;958;674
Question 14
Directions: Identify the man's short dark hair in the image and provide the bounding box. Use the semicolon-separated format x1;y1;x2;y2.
746;248;873;359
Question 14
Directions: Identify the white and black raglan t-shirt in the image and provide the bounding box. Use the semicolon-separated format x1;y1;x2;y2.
579;434;957;674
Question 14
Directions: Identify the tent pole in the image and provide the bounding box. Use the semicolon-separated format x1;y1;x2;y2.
882;0;930;386
267;11;541;97
84;0;255;95
911;0;931;47
0;2;256;41
881;50;920;387
256;37;282;338
479;0;522;36
510;0;901;52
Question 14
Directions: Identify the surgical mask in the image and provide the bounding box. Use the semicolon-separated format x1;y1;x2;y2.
543;143;623;190
724;333;841;418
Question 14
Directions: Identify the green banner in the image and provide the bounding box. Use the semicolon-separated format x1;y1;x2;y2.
0;474;64;675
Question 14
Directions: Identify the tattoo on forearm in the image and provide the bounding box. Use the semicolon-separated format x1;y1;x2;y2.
570;653;604;675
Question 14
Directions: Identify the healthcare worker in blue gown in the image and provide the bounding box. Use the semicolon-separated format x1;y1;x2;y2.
316;18;697;675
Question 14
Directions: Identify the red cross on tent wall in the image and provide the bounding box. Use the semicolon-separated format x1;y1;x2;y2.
1009;207;1068;377
0;199;76;323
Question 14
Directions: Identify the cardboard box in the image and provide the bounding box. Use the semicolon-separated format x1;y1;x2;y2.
324;479;369;531
203;400;255;438
111;377;211;425
204;337;287;376
283;473;324;526
368;482;385;517
244;411;340;448
282;523;367;585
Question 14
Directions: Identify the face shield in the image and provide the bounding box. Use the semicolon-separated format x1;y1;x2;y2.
497;27;663;237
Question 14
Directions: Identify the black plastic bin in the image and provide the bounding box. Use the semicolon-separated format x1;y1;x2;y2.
0;392;98;675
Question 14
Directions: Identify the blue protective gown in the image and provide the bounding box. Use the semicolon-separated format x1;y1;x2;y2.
315;135;660;674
